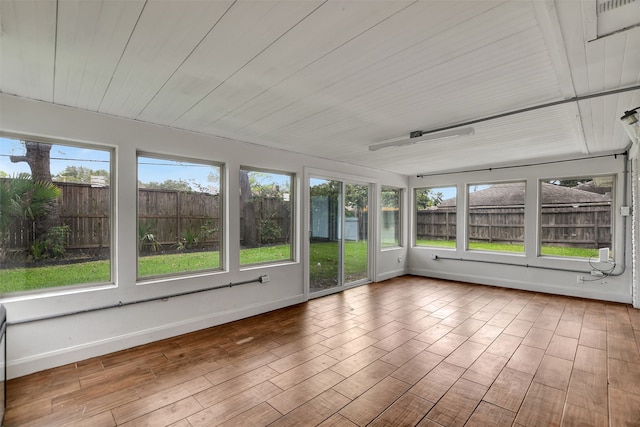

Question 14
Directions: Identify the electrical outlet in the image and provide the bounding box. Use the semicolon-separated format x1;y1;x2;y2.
430;254;438;260
577;276;584;283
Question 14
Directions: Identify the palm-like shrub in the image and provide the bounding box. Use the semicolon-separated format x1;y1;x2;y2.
0;173;62;258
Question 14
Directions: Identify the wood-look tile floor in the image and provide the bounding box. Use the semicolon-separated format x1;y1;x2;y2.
6;276;640;426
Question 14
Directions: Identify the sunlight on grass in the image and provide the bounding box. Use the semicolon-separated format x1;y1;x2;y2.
540;246;599;258
137;251;221;278
0;245;295;293
416;239;599;258
468;242;524;253
0;241;600;294
0;260;111;293
240;245;291;265
309;241;368;288
416;239;456;248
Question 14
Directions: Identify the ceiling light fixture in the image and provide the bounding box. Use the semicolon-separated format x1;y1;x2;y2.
369;127;475;152
620;107;639;143
621;108;638;125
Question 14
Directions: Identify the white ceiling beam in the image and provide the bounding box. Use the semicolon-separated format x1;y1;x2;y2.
533;0;589;155
532;0;577;99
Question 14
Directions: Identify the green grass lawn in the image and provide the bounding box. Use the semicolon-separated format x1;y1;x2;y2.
309;240;369;291
0;260;111;293
416;239;599;258
309;240;368;281
0;245;292;294
240;245;291;265
0;240;599;294
138;251;221;277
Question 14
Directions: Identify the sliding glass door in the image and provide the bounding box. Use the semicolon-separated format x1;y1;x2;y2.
309;177;369;295
344;183;369;284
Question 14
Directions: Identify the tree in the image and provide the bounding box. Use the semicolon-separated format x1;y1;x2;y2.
544;179;589;187
415;188;444;210
9;141;60;238
54;166;109;184
239;170;257;247
140;179;192;191
345;184;368;218
381;189;399;208
10;141;52;182
310;181;370;214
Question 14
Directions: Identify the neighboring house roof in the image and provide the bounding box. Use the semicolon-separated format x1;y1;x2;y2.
438;182;610;207
574;180;612;195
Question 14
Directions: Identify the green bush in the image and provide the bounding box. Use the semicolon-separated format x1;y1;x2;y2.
30;225;71;260
139;222;162;253
176;229;200;251
259;219;281;245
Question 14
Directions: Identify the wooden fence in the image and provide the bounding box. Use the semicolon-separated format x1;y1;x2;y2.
417;203;612;248
240;196;291;246
5;180;611;251
138;187;220;249
3;182;289;252
4;182;112;252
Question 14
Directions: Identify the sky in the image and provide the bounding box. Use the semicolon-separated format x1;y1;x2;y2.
3;138;483;198
1;137;288;192
138;155;219;190
1;137;110;177
1;137;218;189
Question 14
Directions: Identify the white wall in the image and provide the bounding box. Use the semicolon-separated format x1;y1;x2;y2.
2;93;635;379
408;154;633;304
0;94;408;378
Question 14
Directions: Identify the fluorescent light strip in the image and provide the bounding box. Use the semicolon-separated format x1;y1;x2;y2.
369;127;475;152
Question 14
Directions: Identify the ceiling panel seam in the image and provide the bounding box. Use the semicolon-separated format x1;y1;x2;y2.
230;2;543;134
532;0;577;98
135;0;238;120
52;0;58;102
169;0;329;127
184;0;507;134
209;0;420;129
96;0;148;111
270;34;550;135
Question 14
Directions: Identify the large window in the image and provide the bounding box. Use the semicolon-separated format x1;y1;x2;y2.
137;154;222;279
467;182;525;253
381;186;401;248
0;136;112;294
539;176;614;258
415;186;456;248
239;168;293;266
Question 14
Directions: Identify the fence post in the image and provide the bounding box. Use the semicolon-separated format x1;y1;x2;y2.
176;191;181;245
445;211;449;241
489;212;493;243
594;209;598;248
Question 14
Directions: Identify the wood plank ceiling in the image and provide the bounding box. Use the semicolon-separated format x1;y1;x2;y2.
1;0;639;175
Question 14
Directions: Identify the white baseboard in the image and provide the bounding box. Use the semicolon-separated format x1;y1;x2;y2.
376;268;406;282
7;294;306;379
408;268;632;304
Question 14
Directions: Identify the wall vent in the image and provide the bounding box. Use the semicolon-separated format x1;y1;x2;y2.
596;0;640;37
597;0;637;14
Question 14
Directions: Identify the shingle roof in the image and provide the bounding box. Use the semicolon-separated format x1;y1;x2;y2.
439;182;610;207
